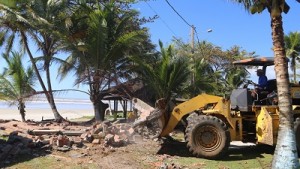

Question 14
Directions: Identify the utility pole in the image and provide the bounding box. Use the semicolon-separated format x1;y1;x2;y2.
190;25;195;54
190;25;196;96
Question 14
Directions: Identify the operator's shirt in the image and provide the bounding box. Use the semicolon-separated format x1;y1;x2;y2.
258;75;268;89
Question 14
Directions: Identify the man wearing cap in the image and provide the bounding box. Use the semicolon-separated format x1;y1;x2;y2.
251;69;268;100
256;69;268;89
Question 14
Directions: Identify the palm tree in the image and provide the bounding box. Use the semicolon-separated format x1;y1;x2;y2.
284;31;300;83
132;41;190;104
173;39;251;97
191;58;220;95
59;1;151;121
0;51;36;122
0;0;68;121
24;0;73;121
222;67;249;95
231;1;300;168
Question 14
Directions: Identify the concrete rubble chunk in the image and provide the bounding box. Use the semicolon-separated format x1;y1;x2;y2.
56;145;71;152
102;120;111;126
127;128;135;135
92;126;103;134
98;132;106;139
50;137;58;146
80;132;88;139
83;134;93;143
57;135;70;147
92;139;100;144
104;134;114;143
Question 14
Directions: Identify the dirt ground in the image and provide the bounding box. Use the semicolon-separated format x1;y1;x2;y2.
0;120;276;169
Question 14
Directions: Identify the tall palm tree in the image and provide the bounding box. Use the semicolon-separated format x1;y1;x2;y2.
59;1;151;121
0;51;36;122
132;41;190;103
173;39;251;97
222;67;249;95
24;0;73;121
231;1;300;168
0;0;68;121
284;31;300;83
191;58;220;95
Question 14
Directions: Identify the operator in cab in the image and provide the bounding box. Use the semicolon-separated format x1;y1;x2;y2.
255;69;268;89
251;69;268;101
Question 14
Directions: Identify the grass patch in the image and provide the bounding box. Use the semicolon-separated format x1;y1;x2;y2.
165;153;273;169
69;115;94;122
6;155;98;169
0;135;8;141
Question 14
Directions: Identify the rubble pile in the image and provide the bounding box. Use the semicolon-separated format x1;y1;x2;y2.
0;97;166;164
0;119;141;162
79;121;136;147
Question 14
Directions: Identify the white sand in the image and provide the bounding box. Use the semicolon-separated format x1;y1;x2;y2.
0;107;94;121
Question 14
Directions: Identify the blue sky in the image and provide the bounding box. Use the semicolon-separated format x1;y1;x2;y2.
129;0;298;88
134;0;300;55
1;0;300;99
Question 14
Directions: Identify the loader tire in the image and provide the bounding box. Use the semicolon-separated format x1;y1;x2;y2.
185;115;230;159
294;118;300;156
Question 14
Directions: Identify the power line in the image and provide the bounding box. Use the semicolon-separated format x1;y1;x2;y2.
164;0;193;28
164;0;202;45
145;1;178;38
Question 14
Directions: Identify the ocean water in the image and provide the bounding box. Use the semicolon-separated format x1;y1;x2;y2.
0;99;93;110
0;99;133;121
0;99;132;111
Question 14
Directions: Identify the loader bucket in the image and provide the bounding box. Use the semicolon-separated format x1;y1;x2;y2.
132;98;165;138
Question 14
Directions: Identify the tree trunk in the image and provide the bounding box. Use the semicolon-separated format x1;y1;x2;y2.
90;71;108;122
45;64;63;121
21;32;63;122
93;101;101;121
271;15;299;169
19;101;26;122
92;98;108;122
293;65;297;83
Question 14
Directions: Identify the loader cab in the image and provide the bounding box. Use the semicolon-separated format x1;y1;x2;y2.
230;57;279;111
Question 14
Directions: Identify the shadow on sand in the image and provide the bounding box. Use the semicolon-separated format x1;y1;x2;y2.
0;135;52;168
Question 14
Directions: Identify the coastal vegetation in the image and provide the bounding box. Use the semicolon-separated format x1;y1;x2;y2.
0;0;254;122
0;51;36;122
1;1;300;168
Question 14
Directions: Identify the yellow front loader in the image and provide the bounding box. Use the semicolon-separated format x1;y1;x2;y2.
133;57;300;159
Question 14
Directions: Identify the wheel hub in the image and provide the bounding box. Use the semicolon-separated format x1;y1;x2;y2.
194;125;221;149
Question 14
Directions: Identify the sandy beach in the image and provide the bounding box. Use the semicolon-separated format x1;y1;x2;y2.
0;100;94;121
0;108;94;121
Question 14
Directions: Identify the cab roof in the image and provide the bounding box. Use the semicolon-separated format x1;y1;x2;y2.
233;57;275;67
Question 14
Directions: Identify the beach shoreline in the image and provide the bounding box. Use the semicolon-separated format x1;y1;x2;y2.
0;100;94;121
0;107;94;121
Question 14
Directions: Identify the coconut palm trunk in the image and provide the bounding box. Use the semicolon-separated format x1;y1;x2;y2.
92;100;107;122
271;15;299;169
18;101;26;122
45;62;63;121
90;71;107;121
21;32;63;121
230;1;300;168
